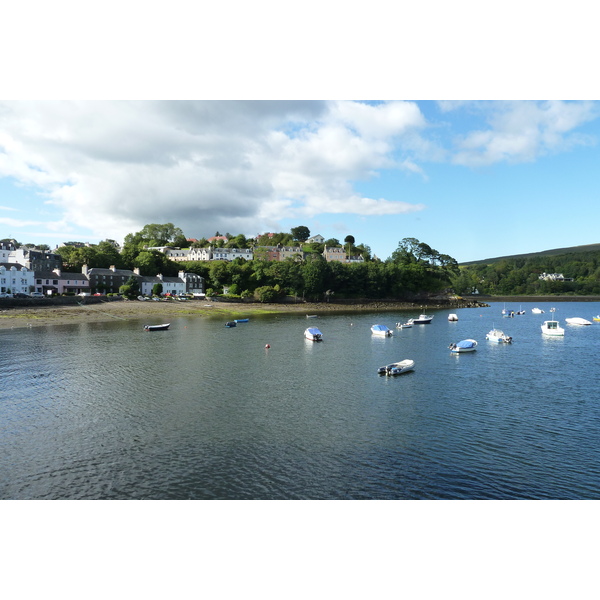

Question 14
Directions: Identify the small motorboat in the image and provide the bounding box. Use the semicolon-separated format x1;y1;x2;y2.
411;314;433;324
396;321;413;328
225;321;237;328
532;308;545;314
565;317;592;326
516;306;526;315
593;315;600;322
306;314;318;318
486;328;512;343
550;307;556;313
371;324;393;336
503;310;515;318
144;323;170;331
377;359;415;376
449;339;478;353
448;313;458;321
304;327;323;341
541;320;565;336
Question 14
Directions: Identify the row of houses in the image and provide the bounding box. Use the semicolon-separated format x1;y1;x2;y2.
153;244;365;264
0;263;205;297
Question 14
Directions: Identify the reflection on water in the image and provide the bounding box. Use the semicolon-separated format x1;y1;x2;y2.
1;302;600;499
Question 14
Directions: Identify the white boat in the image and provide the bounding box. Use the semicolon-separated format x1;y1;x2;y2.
448;313;458;321
412;314;433;324
377;359;415;376
565;317;592;326
541;320;564;336
396;321;412;328
550;307;556;313
449;339;478;353
516;306;526;315
532;308;544;314
486;328;512;343
304;327;323;341
144;323;170;331
371;324;393;336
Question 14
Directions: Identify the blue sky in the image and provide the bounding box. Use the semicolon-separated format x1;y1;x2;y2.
1;100;599;263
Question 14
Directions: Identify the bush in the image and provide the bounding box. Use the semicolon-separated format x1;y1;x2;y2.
254;285;279;303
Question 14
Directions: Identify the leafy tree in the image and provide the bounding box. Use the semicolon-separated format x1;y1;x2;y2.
291;226;310;242
254;285;279;302
152;283;163;296
324;238;341;247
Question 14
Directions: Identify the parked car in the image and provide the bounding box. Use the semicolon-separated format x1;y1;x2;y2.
14;292;29;298
0;292;13;298
30;292;45;298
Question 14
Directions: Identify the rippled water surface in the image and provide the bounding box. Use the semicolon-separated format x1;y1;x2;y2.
2;301;600;499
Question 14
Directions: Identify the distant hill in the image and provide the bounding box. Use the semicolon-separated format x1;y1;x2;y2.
460;243;600;266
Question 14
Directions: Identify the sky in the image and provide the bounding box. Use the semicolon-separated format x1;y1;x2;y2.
2;99;599;263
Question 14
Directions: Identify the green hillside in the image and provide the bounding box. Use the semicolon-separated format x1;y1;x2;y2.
460;243;600;266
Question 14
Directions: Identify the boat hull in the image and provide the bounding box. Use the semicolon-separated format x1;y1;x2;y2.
144;323;170;331
377;359;415;376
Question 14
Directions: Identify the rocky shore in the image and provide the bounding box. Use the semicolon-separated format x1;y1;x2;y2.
0;296;488;330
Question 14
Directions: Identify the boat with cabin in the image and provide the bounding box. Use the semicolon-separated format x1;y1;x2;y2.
532;308;545;314
411;314;433;324
486;328;512;343
541;320;565;336
448;313;458;321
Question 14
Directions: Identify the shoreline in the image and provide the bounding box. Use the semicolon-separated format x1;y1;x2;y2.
1;295;598;330
0;297;479;330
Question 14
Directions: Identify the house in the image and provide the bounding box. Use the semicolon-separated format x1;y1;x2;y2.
34;268;90;295
323;245;347;263
0;263;35;295
279;246;304;261
82;264;141;294
139;271;205;296
307;234;325;244
8;247;62;271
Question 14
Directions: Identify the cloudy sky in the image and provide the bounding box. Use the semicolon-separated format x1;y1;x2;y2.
1;99;599;262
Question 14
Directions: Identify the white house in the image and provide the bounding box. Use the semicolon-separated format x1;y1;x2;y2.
0;263;36;295
307;234;325;244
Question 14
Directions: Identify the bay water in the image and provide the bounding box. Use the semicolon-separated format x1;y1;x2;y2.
2;301;599;499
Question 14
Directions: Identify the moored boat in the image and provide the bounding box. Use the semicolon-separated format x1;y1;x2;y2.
304;327;323;341
486;328;512;343
412;314;433;324
371;324;393;336
144;323;170;331
234;318;249;323
448;313;458;321
225;321;236;328
565;317;592;326
449;339;478;353
396;321;413;328
377;359;415;376
532;308;544;314
541;319;564;336
593;315;600;322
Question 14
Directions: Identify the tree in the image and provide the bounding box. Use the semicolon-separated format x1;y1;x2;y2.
152;283;163;296
291;226;310;242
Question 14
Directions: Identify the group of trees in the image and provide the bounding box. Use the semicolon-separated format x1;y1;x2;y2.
450;250;600;296
49;224;459;301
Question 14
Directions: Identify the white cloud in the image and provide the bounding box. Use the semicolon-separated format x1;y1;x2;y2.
0;101;429;243
449;101;598;166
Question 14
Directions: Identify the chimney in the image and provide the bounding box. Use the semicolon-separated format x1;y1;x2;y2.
53;267;62;276
110;265;117;272
82;264;88;275
133;267;140;275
